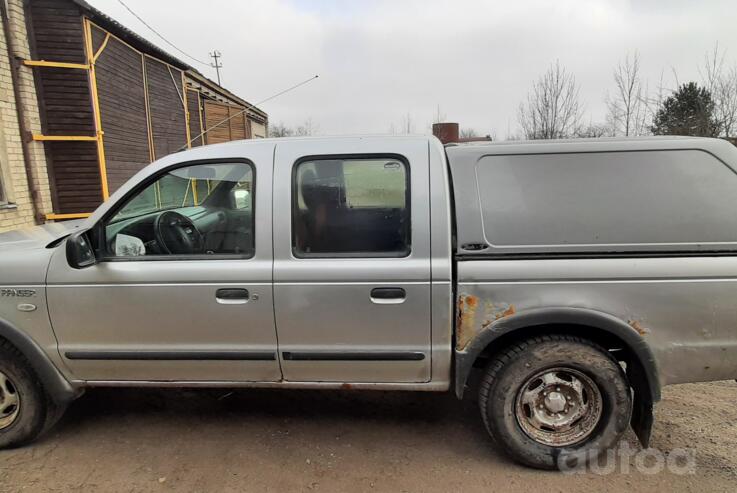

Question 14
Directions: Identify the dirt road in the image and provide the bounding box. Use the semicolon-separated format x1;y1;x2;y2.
0;380;735;492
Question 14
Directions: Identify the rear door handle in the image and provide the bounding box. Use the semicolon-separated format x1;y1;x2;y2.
370;287;406;304
216;288;250;304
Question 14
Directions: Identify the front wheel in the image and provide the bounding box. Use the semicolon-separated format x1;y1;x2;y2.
478;335;631;470
0;340;48;449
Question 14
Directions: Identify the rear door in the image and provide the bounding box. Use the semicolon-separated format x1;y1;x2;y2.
273;137;432;383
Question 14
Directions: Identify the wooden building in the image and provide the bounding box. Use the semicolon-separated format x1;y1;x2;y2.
23;0;267;220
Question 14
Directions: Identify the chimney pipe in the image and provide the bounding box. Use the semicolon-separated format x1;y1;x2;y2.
432;122;459;144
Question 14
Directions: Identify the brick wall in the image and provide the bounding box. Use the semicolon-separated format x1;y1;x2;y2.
0;0;51;232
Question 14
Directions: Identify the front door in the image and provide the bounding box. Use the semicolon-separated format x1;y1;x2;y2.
273;138;432;383
47;146;281;382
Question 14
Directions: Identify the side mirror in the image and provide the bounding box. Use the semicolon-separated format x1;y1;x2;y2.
66;231;96;269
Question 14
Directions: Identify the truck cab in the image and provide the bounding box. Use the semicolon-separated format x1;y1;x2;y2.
48;136;453;387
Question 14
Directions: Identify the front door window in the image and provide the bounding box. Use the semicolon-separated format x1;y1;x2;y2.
104;162;254;258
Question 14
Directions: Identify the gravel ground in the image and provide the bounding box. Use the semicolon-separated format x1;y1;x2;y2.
0;380;735;492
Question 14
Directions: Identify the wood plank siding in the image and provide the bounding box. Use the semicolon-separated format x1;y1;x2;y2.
27;0;101;213
90;25;150;193
145;57;187;159
187;89;203;147
203;101;251;145
45;141;100;213
24;0;265;216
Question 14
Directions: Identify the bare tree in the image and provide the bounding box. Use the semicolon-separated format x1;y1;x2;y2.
701;43;737;137
268;118;319;138
401;112;415;134
268;122;293;138
606;52;648;136
641;69;667;128
389;111;415;135
518;60;583;139
295;118;318;136
460;128;478;139
575;122;612;138
433;105;447;124
389;112;415;134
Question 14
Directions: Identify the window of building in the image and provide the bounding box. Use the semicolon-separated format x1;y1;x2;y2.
293;156;410;257
104;161;255;258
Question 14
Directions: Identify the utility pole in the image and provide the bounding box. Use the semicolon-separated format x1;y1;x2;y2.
209;50;222;85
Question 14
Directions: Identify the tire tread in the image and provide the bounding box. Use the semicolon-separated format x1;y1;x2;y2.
477;334;628;469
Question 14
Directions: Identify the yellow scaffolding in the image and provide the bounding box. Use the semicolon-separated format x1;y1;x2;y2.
32;135;97;142
82;18;109;201
23;60;88;70
46;213;92;220
31;18;197;221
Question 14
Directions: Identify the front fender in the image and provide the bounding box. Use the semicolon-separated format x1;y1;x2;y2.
454;306;660;446
0;317;79;407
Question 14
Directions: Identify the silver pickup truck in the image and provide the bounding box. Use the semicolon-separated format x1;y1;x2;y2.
1;135;737;469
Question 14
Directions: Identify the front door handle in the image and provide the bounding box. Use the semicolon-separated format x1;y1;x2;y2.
370;287;406;304
216;288;250;304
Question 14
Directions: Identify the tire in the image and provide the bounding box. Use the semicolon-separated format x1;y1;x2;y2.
0;340;48;449
478;334;631;470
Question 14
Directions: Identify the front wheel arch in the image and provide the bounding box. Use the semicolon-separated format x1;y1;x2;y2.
454;307;659;446
0;318;79;409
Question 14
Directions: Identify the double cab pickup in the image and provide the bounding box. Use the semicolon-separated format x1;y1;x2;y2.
1;135;737;469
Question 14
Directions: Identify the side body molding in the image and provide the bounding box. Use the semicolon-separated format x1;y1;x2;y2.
454;306;661;446
0;317;79;407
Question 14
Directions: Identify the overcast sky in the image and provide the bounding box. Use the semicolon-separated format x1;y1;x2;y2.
88;0;737;139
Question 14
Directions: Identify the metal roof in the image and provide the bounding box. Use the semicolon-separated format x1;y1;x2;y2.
71;0;266;118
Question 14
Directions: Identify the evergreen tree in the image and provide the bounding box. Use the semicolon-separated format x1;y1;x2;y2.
652;82;720;136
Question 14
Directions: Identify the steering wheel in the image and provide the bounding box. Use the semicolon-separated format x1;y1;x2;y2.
153;210;204;255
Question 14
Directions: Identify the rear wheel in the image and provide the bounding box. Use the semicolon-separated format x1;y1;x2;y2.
478;335;631;470
0;341;47;449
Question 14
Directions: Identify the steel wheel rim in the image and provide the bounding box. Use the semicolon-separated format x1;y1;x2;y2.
514;367;603;447
0;371;21;430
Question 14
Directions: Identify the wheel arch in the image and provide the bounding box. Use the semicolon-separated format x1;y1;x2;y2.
0;317;79;408
454;306;660;446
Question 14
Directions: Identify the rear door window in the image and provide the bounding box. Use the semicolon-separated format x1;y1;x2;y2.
292;157;410;257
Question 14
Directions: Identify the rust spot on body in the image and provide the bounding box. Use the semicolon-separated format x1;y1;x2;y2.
456;294;479;350
628;320;650;336
496;304;516;320
457;296;517;351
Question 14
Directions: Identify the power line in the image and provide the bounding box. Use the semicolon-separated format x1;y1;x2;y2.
252;74;319;107
116;0;210;66
180;74;319;151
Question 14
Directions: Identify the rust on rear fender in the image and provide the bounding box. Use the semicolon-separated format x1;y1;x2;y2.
456;293;516;350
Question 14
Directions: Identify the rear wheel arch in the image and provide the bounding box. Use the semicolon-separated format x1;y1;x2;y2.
454;307;660;446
